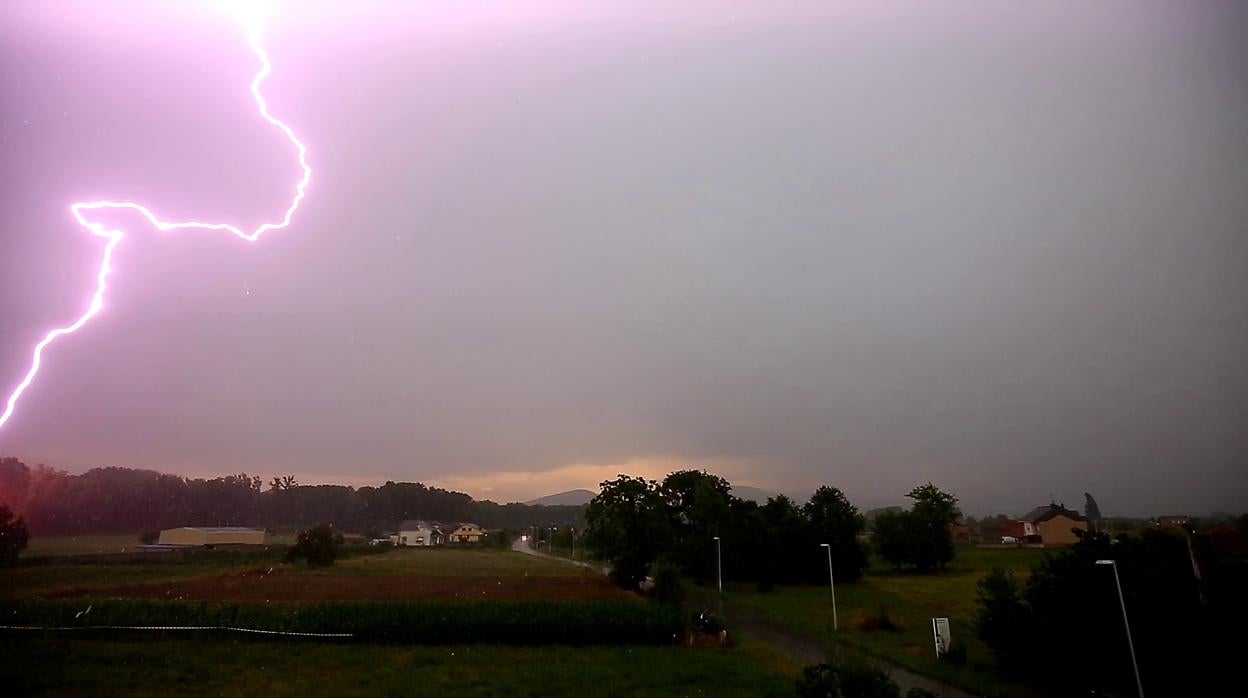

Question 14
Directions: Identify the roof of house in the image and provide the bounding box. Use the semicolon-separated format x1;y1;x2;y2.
399;520;437;530
166;527;265;533
1020;504;1086;523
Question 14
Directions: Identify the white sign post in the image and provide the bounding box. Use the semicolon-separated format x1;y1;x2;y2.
931;617;952;657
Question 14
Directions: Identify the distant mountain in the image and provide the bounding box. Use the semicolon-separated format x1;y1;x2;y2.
730;485;782;504
524;489;597;506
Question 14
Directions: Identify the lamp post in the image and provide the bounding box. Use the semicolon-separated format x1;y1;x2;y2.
1097;559;1144;698
820;543;839;631
712;536;723;594
570;527;576;559
549;526;557;554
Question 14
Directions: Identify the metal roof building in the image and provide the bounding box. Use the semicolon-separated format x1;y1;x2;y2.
157;527;266;546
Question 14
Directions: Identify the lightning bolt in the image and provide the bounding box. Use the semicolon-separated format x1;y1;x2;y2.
0;16;310;431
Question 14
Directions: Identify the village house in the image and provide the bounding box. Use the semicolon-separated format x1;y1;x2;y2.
446;523;484;544
393;521;485;546
1003;503;1088;547
396;520;444;547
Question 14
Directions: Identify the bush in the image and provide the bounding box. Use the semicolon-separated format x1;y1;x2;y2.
0;598;683;645
939;639;967;665
858;604;899;632
0;504;30;567
905;689;938;698
138;530;159;545
648;562;685;605
285;525;344;567
795;660;900;698
690;609;723;635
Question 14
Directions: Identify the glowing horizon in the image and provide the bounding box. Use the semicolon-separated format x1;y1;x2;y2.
0;17;311;431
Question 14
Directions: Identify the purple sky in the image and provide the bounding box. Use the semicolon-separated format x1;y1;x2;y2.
2;1;1246;516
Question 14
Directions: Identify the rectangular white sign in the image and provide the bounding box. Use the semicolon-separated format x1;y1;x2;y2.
932;617;952;657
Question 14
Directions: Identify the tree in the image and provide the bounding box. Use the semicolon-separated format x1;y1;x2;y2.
974;568;1031;673
285;525;344;566
905;482;960;571
659;470;735;581
0;457;32;510
1083;492;1103;532
873;483;960;572
872;509;917;570
976;529;1228;696
804;486;869;582
0;504;30;566
584;475;672;588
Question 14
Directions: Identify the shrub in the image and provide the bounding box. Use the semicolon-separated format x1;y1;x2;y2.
690;609;723;635
138;530;159;545
285;525;343;567
906;689;938;698
939;639;967;665
0;504;30;567
648;561;685;605
795;660;900;698
858;604;898;632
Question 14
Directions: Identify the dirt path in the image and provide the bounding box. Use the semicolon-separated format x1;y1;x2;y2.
518;544;978;697
706;592;979;698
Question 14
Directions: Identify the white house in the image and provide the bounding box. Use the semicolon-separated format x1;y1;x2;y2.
396;520;444;547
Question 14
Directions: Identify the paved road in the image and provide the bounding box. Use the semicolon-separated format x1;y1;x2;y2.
510;537;611;575
510;540;977;697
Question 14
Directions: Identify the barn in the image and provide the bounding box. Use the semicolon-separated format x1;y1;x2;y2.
157;527;266;547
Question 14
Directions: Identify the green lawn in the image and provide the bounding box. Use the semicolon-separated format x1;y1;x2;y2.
725;545;1049;698
0;637;798;697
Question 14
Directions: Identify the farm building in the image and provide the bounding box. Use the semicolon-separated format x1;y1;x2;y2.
157;527;266;547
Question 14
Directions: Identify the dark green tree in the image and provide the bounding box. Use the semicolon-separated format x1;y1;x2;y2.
0;504;30;566
873;483;960;572
804;486;869;582
872;509;917;570
906;482;960;571
659;470;735;580
285;525;344;567
584;475;672;587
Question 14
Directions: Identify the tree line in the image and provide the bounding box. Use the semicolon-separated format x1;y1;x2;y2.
583;469;961;589
0;457;583;536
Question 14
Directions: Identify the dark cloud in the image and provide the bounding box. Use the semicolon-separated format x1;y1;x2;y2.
2;1;1246;515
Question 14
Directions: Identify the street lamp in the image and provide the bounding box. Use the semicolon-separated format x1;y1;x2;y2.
570;527;576;559
1097;559;1144;698
712;536;723;594
820;543;839;631
713;536;723;617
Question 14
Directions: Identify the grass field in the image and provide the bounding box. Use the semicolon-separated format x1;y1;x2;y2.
724;545;1049;697
2;544;801;695
23;535;139;557
3;547;620;602
0;637;799;697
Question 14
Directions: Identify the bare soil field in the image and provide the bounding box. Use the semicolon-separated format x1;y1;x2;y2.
36;567;633;603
